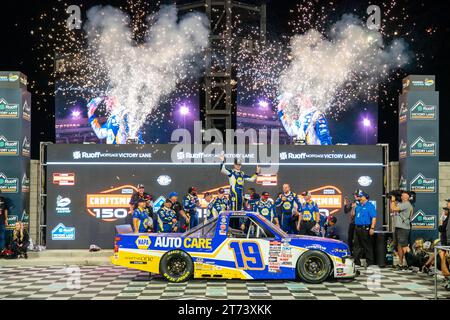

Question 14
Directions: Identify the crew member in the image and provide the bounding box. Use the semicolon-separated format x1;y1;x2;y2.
245;188;260;211
298;191;320;236
132;198;151;233
352;191;377;267
168;192;189;233
219;154;260;211
343;190;362;255
253;192;278;225
390;191;413;270
157;199;177;233
275;184;302;234
183;187;200;229
206;188;231;221
129;184;152;213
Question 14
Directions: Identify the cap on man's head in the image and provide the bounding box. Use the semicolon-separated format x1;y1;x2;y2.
164;199;172;204
218;188;225;194
358;191;369;199
137;184;145;189
262;191;270;197
188;186;197;193
446;199;450;202
234;158;242;165
168;192;178;198
204;192;212;197
354;189;363;196
301;191;311;197
329;216;337;224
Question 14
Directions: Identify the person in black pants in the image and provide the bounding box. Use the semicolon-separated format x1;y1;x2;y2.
352;191;377;267
11;222;29;259
343;190;362;255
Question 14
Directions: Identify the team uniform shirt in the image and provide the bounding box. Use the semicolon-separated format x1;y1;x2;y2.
253;199;276;223
206;197;230;220
300;200;319;222
275;192;302;215
129;192;152;209
157;207;177;233
220;162;257;211
132;207;151;233
183;194;199;217
354;201;377;226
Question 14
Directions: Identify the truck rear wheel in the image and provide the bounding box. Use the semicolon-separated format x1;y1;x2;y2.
159;250;193;282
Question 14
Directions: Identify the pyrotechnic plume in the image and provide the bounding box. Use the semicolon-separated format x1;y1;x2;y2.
84;5;209;138
278;14;410;119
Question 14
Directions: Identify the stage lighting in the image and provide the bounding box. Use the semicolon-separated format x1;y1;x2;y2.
179;105;190;116
363;118;371;127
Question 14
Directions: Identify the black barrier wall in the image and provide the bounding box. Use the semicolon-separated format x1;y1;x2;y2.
45;144;384;249
0;71;31;237
399;75;439;241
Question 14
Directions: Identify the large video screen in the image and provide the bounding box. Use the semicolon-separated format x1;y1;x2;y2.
55;80;199;144
46;144;384;249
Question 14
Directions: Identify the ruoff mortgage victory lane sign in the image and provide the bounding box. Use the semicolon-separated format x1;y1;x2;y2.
0;71;31;233
399;75;439;240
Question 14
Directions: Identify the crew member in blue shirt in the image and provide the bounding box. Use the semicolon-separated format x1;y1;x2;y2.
352;191;377;267
132;198;151;233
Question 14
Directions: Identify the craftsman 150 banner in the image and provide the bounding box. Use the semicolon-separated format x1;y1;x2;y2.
45;144;384;249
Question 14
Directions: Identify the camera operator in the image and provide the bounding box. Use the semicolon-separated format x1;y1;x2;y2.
390;191;413;271
343;190;362;255
352;191;377;267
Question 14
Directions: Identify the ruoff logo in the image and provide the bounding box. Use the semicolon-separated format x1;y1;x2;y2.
0;98;19;118
410;173;436;193
410;100;436;120
410;137;436;156
411;210;436;230
0;135;19;156
0;172;18;193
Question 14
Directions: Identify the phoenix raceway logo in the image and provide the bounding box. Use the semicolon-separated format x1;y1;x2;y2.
86;185;137;222
22;136;30;157
56;195;72;215
411;210;436;230
21;173;30;193
410;173;436;193
157;175;172;186
399;139;407;159
399;176;407;190
22;100;31;121
399;102;408;124
410;137;436;156
0;135;19;156
358;176;373;187
51;223;76;240
0;98;19;118
410;100;436;120
0;172;18;193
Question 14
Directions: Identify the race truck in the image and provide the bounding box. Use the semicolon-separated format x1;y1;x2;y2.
111;211;355;283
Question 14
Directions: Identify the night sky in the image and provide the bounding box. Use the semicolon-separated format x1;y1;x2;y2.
0;0;449;160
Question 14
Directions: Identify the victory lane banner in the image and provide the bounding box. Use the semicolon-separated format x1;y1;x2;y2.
45;144;384;249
